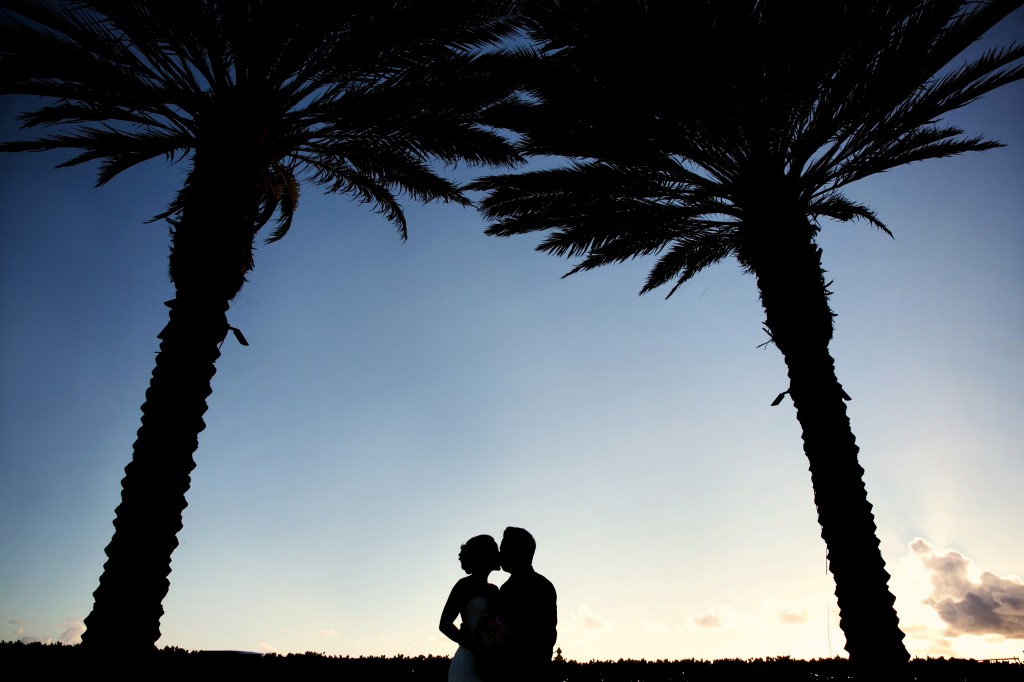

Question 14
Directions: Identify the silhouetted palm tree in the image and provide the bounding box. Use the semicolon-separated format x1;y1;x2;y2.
472;0;1023;668
1;0;525;652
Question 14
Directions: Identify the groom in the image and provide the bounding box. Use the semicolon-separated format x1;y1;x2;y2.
496;527;557;681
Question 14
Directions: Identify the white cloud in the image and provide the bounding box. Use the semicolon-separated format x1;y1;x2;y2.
9;620;25;639
910;538;1024;639
687;604;768;632
258;642;280;654
762;598;811;625
649;602;787;638
10;617;82;646
20;635;54;645
562;603;611;634
58;620;84;645
692;605;732;628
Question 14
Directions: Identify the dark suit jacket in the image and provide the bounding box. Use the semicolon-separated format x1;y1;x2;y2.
499;567;557;667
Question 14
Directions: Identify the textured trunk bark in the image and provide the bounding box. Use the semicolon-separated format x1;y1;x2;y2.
741;215;909;670
81;295;230;652
82;138;260;652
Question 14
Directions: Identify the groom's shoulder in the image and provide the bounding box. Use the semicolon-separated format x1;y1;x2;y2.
532;570;556;594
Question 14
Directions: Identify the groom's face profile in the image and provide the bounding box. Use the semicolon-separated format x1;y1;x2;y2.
500;527;536;574
499;539;522;574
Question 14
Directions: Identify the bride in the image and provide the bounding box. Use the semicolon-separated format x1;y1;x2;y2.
439;534;501;682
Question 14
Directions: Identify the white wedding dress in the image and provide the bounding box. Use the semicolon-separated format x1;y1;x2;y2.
448;594;491;682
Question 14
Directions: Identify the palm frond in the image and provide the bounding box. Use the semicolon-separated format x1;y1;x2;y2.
473;0;1022;302
0;126;191;186
642;232;737;298
808;193;892;236
2;0;529;245
260;162;301;243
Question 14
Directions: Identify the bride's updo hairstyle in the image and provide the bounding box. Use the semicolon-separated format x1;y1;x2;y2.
461;534;501;573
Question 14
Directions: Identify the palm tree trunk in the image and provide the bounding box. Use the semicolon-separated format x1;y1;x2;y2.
82;146;258;652
741;216;910;669
81;295;231;652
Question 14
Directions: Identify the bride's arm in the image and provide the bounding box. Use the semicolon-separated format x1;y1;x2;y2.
439;581;471;647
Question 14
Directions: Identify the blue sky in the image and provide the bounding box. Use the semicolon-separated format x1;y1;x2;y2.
1;11;1022;662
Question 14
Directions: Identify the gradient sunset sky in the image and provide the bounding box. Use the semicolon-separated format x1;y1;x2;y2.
1;10;1022;662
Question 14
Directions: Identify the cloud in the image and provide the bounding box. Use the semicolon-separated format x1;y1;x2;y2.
911;538;1024;639
21;635;54;645
692;605;732;628
762;598;811;625
10;620;25;639
562;603;611;633
10;618;81;646
58;620;84;645
258;642;280;654
776;610;810;625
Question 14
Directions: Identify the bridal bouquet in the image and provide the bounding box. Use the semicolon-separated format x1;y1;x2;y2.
473;612;511;674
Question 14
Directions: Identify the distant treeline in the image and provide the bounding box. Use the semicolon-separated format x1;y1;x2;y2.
2;641;1020;680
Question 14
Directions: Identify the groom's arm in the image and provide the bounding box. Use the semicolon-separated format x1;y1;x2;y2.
521;575;558;654
541;578;558;651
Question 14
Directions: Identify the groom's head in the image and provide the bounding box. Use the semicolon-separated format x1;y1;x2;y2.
500;526;535;574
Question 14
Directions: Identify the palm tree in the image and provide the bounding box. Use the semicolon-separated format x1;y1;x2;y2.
471;0;1024;668
0;0;526;652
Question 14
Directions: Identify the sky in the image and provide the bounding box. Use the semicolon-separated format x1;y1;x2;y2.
1;11;1023;664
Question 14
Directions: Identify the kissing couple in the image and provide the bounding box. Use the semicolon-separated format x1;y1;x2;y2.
440;527;557;682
